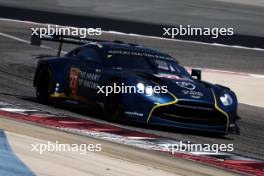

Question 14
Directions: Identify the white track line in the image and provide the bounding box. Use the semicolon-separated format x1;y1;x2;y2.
0;32;50;50
1;17;264;52
0;108;38;112
0;31;66;53
0;32;30;44
249;74;264;79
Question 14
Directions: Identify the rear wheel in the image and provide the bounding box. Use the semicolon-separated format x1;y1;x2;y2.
36;66;51;104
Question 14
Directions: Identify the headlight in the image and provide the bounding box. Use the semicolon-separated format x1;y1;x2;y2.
136;83;154;96
220;93;233;106
136;83;145;92
145;86;154;96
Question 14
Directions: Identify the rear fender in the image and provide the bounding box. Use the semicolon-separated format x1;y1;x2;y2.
34;59;69;94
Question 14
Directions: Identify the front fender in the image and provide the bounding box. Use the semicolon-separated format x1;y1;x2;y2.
121;77;177;122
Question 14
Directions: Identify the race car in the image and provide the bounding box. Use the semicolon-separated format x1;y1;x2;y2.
31;35;240;135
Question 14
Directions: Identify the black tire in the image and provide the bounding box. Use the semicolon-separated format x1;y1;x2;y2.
103;82;123;121
36;66;51;104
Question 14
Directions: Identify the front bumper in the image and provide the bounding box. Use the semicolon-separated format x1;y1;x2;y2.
147;101;240;134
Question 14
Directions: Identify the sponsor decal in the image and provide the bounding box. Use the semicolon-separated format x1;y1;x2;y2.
125;111;144;117
176;81;195;90
176;82;203;98
69;68;101;93
78;71;100;89
182;90;204;98
108;50;174;61
69;67;80;94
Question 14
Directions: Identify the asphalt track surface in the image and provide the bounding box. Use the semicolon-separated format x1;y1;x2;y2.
1;0;264;48
0;19;264;164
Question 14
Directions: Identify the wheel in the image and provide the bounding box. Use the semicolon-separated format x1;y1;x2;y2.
103;82;123;121
36;66;51;104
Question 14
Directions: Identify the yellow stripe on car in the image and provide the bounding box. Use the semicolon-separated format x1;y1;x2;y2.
50;92;91;104
50;92;66;98
211;89;229;132
146;92;178;123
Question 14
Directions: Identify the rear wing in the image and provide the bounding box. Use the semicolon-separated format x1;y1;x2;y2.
30;34;107;56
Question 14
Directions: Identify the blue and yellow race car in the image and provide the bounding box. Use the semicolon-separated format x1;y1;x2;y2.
32;35;240;135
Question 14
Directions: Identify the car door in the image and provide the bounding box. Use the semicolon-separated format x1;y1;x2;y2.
75;46;103;102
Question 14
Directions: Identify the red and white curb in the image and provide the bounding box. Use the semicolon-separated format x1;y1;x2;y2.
0;102;263;176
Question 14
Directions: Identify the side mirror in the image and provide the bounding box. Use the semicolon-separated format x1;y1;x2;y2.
191;69;202;80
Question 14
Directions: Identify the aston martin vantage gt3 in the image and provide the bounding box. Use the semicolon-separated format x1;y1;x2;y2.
32;35;240;135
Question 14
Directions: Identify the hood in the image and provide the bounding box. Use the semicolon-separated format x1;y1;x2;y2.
140;72;215;105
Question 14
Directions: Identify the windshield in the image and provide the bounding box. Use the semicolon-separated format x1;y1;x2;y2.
106;54;154;70
106;50;190;78
153;59;190;78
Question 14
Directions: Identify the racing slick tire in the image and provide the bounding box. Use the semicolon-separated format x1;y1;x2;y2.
35;66;51;104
